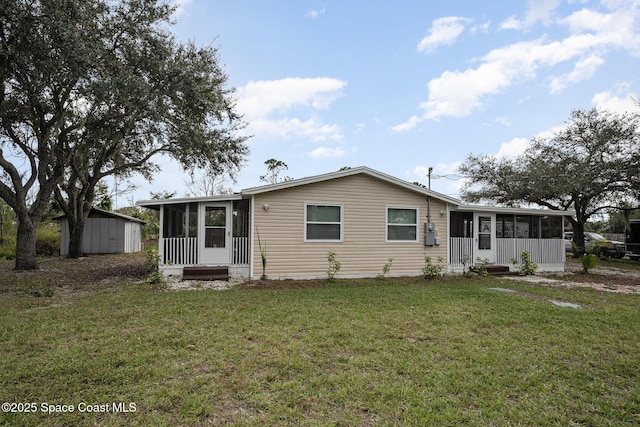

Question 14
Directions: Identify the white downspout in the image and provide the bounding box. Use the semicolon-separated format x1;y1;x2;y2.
249;195;255;279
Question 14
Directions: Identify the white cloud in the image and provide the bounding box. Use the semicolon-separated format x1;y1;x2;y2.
500;0;562;30
496;137;530;159
471;21;491;34
495;117;512;126
591;85;639;114
409;165;432;183
306;8;326;19
309;147;347;158
500;16;524;31
549;54;605;93
391;115;423;133
236;77;346;141
526;0;562;25
393;3;640;131
250;117;343;142
417;17;471;52
236;77;346;119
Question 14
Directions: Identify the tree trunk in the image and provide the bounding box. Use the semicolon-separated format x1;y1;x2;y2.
572;223;586;256
568;211;587;257
66;215;87;258
14;216;39;270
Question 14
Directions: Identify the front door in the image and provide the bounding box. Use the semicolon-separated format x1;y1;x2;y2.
474;213;495;262
200;203;231;265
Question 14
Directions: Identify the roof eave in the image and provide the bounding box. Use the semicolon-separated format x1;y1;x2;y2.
241;166;462;205
136;193;242;210
456;204;573;216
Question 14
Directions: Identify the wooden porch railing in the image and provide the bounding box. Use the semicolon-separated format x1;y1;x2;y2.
163;237;198;265
232;236;250;265
449;237;474;267
161;236;250;265
449;237;565;267
496;238;565;264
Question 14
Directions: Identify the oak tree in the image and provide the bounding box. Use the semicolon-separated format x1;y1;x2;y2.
459;108;640;256
1;0;249;265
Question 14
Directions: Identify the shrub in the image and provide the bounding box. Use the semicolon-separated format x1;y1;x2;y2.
36;225;60;257
377;258;393;280
423;256;443;279
510;251;538;276
469;258;490;276
145;249;164;284
580;254;597;274
0;235;16;259
459;254;473;276
256;227;267;280
327;251;341;282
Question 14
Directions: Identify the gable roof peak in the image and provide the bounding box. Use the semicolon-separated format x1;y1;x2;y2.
241;166;461;204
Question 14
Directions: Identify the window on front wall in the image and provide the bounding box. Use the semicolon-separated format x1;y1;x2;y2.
387;207;418;241
305;204;342;241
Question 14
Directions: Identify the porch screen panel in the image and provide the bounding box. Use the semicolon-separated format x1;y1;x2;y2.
188;202;198;238
541;216;562;238
497;214;514;238
450;212;473;238
205;207;226;248
163;204;186;238
516;215;539;238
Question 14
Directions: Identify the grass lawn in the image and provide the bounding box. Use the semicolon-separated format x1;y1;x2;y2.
1;257;639;426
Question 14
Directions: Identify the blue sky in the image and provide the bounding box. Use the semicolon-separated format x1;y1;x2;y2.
126;0;640;205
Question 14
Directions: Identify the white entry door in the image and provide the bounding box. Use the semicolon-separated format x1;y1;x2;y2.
200;203;231;265
474;213;495;262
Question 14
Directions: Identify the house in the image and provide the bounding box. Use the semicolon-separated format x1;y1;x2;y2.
57;207;146;256
136;167;566;279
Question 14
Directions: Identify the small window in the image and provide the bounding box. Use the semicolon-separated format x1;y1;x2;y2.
305;204;342;241
478;216;492;249
387;207;418;241
204;206;226;248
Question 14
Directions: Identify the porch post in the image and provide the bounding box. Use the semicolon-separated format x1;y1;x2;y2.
446;204;451;270
249;196;255;279
158;205;164;264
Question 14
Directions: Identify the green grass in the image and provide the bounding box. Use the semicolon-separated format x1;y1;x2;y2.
1;276;639;426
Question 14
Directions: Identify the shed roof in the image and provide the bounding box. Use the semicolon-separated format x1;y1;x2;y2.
54;207;146;223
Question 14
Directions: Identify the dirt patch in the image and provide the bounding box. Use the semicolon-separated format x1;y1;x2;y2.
0;253;150;298
505;264;640;294
2;255;639;297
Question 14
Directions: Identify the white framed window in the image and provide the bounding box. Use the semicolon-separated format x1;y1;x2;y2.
387;207;418;242
305;203;343;242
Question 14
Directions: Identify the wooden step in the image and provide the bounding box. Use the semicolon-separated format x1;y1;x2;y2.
182;266;229;281
485;265;517;276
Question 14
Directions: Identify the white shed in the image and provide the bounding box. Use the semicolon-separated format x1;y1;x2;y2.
57;208;146;256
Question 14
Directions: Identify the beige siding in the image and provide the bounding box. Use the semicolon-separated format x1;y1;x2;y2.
252;174;448;279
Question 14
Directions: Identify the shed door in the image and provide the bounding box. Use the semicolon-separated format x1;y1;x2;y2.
200;203;231;265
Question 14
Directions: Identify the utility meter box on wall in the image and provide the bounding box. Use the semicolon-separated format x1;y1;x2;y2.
425;222;436;246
